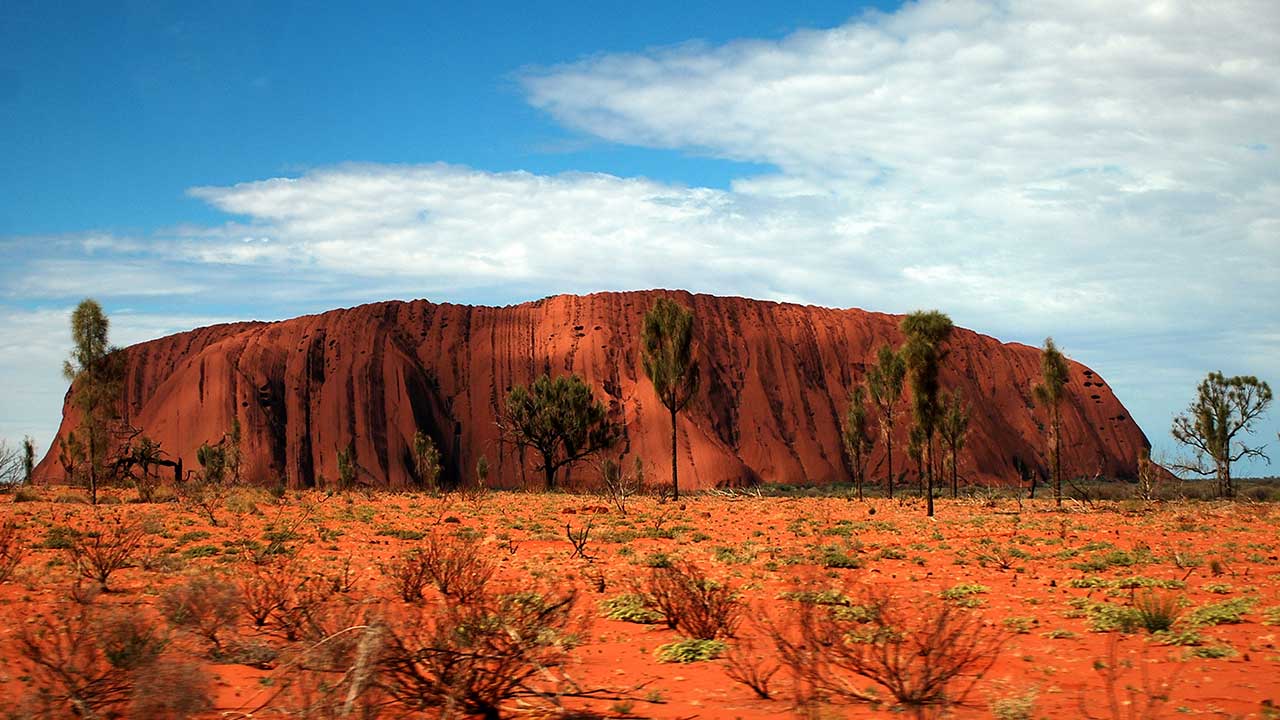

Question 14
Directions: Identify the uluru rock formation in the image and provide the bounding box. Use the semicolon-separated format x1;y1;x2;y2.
34;291;1149;491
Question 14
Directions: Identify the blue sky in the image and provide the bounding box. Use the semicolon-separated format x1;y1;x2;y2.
2;0;1278;476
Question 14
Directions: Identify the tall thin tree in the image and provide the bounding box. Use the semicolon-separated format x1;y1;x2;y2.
900;310;954;517
62;299;123;505
866;345;906;498
938;390;970;498
1032;338;1070;508
842;385;876;501
641;297;700;501
21;436;35;485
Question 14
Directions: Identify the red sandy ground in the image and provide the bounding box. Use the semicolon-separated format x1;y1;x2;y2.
1;487;1277;719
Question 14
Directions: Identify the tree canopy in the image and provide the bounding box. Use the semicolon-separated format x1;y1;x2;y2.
503;373;620;491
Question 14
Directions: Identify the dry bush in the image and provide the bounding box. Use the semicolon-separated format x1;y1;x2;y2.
1080;634;1184;720
642;559;740;640
0;515;27;583
722;630;780;700
771;586;1007;716
383;533;493;603
160;573;241;657
17;605;210;719
375;588;580;719
66;513;144;592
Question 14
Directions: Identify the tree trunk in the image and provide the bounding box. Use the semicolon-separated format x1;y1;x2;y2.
543;451;556;491
670;407;679;501
88;432;99;506
926;436;935;518
886;428;894;499
1053;406;1062;509
950;445;958;498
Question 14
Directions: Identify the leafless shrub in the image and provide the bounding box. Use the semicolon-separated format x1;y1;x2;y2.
66;513;144;592
374;587;580;718
239;557;295;627
0;515;26;583
384;533;494;604
17;605;210;719
566;518;594;560
722;630;780;700
600;456;643;516
160;573;241;657
771;586;1007;716
642;559;740;640
1080;634;1184;720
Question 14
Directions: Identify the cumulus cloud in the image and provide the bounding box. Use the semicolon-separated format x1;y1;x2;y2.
2;0;1277;469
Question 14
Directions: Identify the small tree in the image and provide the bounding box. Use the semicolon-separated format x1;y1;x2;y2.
336;442;357;489
900;311;954;517
226;417;243;484
907;425;925;495
22;436;35;484
938;390;970;498
412;430;442;492
842;385;875;501
1032;338;1070;508
642;297;700;501
1171;372;1272;498
0;441;22;485
866;346;907;498
196;442;227;484
501;373;620;491
62;299;125;505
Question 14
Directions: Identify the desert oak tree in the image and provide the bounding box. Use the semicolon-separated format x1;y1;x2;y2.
641;297;700;500
1032;338;1070;508
1171;371;1272;498
866;345;907;498
901;310;953;517
502;373;619;491
62;299;124;505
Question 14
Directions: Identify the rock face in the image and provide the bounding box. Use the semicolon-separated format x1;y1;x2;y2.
34;291;1149;490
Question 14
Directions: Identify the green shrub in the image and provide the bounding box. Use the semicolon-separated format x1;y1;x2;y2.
940;583;988;607
1085;602;1141;633
1134;591;1183;633
990;688;1038;720
1187;597;1256;626
819;546;862;569
1188;644;1236;659
599;594;663;624
655;638;725;663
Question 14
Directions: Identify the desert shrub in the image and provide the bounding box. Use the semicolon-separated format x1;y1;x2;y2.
1187;597;1256;626
721;631;780;699
0;516;26;583
372;587;580;719
17;606;210;719
160;573;241;657
599;593;663;624
1086;602;1142;633
66;513;144;592
771;587;1007;713
13;485;41;503
1263;605;1280;626
656;637;726;663
818;545;863;569
383;533;493;604
1134;591;1183;633
642;560;740;640
990;687;1038;720
939;583;988;607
